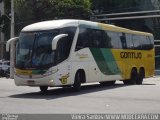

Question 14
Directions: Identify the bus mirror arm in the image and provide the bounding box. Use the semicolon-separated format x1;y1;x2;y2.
6;37;19;52
52;34;68;50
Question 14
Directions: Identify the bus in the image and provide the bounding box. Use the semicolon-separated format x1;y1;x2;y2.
6;19;155;92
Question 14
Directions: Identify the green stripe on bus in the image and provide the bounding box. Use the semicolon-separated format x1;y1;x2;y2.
100;49;121;75
89;48;121;75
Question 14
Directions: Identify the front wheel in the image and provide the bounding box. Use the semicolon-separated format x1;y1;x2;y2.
73;72;81;92
40;86;48;93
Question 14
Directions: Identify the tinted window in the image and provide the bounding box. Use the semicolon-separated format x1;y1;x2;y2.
76;28;106;50
75;27;89;51
140;36;148;50
56;27;76;63
146;36;154;50
107;32;122;49
126;34;134;49
132;35;154;50
132;35;141;49
76;27;153;51
149;36;154;45
56;38;67;63
120;33;127;49
103;31;112;48
90;29;104;48
143;36;154;50
60;27;76;55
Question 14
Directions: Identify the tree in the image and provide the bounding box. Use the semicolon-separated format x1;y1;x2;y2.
15;0;91;34
0;0;91;38
0;0;10;39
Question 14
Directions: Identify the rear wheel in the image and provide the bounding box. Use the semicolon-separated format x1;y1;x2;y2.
136;68;145;85
123;69;138;85
40;86;48;93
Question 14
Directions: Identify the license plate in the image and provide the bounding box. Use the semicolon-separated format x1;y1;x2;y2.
27;80;35;86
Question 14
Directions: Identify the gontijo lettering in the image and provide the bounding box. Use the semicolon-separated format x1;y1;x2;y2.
120;52;142;59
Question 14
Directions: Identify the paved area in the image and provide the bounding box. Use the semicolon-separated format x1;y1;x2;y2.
0;77;160;113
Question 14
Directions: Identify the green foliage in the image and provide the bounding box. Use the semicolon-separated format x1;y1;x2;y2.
1;0;91;37
51;0;91;19
15;0;91;22
0;0;11;39
14;0;91;34
0;15;10;39
4;0;11;14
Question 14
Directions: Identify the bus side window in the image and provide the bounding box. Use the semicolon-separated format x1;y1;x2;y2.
149;36;154;49
142;35;154;50
126;34;134;49
148;36;154;49
75;27;89;51
145;36;154;50
140;36;148;50
56;27;76;64
120;33;127;49
104;31;112;48
132;35;142;50
60;27;76;54
108;32;122;49
56;38;67;63
91;29;104;48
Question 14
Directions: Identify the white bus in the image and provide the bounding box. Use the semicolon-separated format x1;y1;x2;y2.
6;19;155;92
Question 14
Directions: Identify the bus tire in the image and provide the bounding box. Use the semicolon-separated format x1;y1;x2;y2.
123;69;137;85
73;71;82;92
137;68;145;85
40;86;48;93
99;81;116;86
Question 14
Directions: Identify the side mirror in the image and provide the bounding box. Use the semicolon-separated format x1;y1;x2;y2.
6;37;19;52
52;34;68;50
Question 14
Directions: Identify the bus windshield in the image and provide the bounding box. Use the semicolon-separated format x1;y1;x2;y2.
16;30;59;69
16;27;76;69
